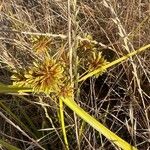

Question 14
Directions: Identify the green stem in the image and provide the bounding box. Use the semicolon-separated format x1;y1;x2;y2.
0;83;32;93
79;44;150;82
59;98;69;150
60;96;137;150
0;139;20;150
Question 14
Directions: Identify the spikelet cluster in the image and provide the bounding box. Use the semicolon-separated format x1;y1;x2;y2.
78;34;109;77
88;52;108;77
31;35;53;54
12;34;109;96
12;58;65;95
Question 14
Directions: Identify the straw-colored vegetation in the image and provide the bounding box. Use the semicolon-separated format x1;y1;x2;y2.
0;0;150;150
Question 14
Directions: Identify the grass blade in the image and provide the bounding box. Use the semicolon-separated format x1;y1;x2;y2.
59;98;69;150
0;139;20;150
0;102;37;139
60;96;138;150
0;83;32;93
79;44;150;82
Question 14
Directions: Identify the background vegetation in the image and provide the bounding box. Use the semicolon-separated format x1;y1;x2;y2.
0;0;150;150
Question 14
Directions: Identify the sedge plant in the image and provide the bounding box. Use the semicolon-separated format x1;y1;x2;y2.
1;34;150;150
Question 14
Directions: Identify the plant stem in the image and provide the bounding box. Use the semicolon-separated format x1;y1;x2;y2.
79;44;150;82
60;96;138;150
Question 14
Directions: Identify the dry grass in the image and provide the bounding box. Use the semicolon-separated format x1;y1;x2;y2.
0;0;150;150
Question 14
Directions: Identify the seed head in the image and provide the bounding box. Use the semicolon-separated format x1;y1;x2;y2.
12;58;65;95
31;36;52;54
88;52;109;77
